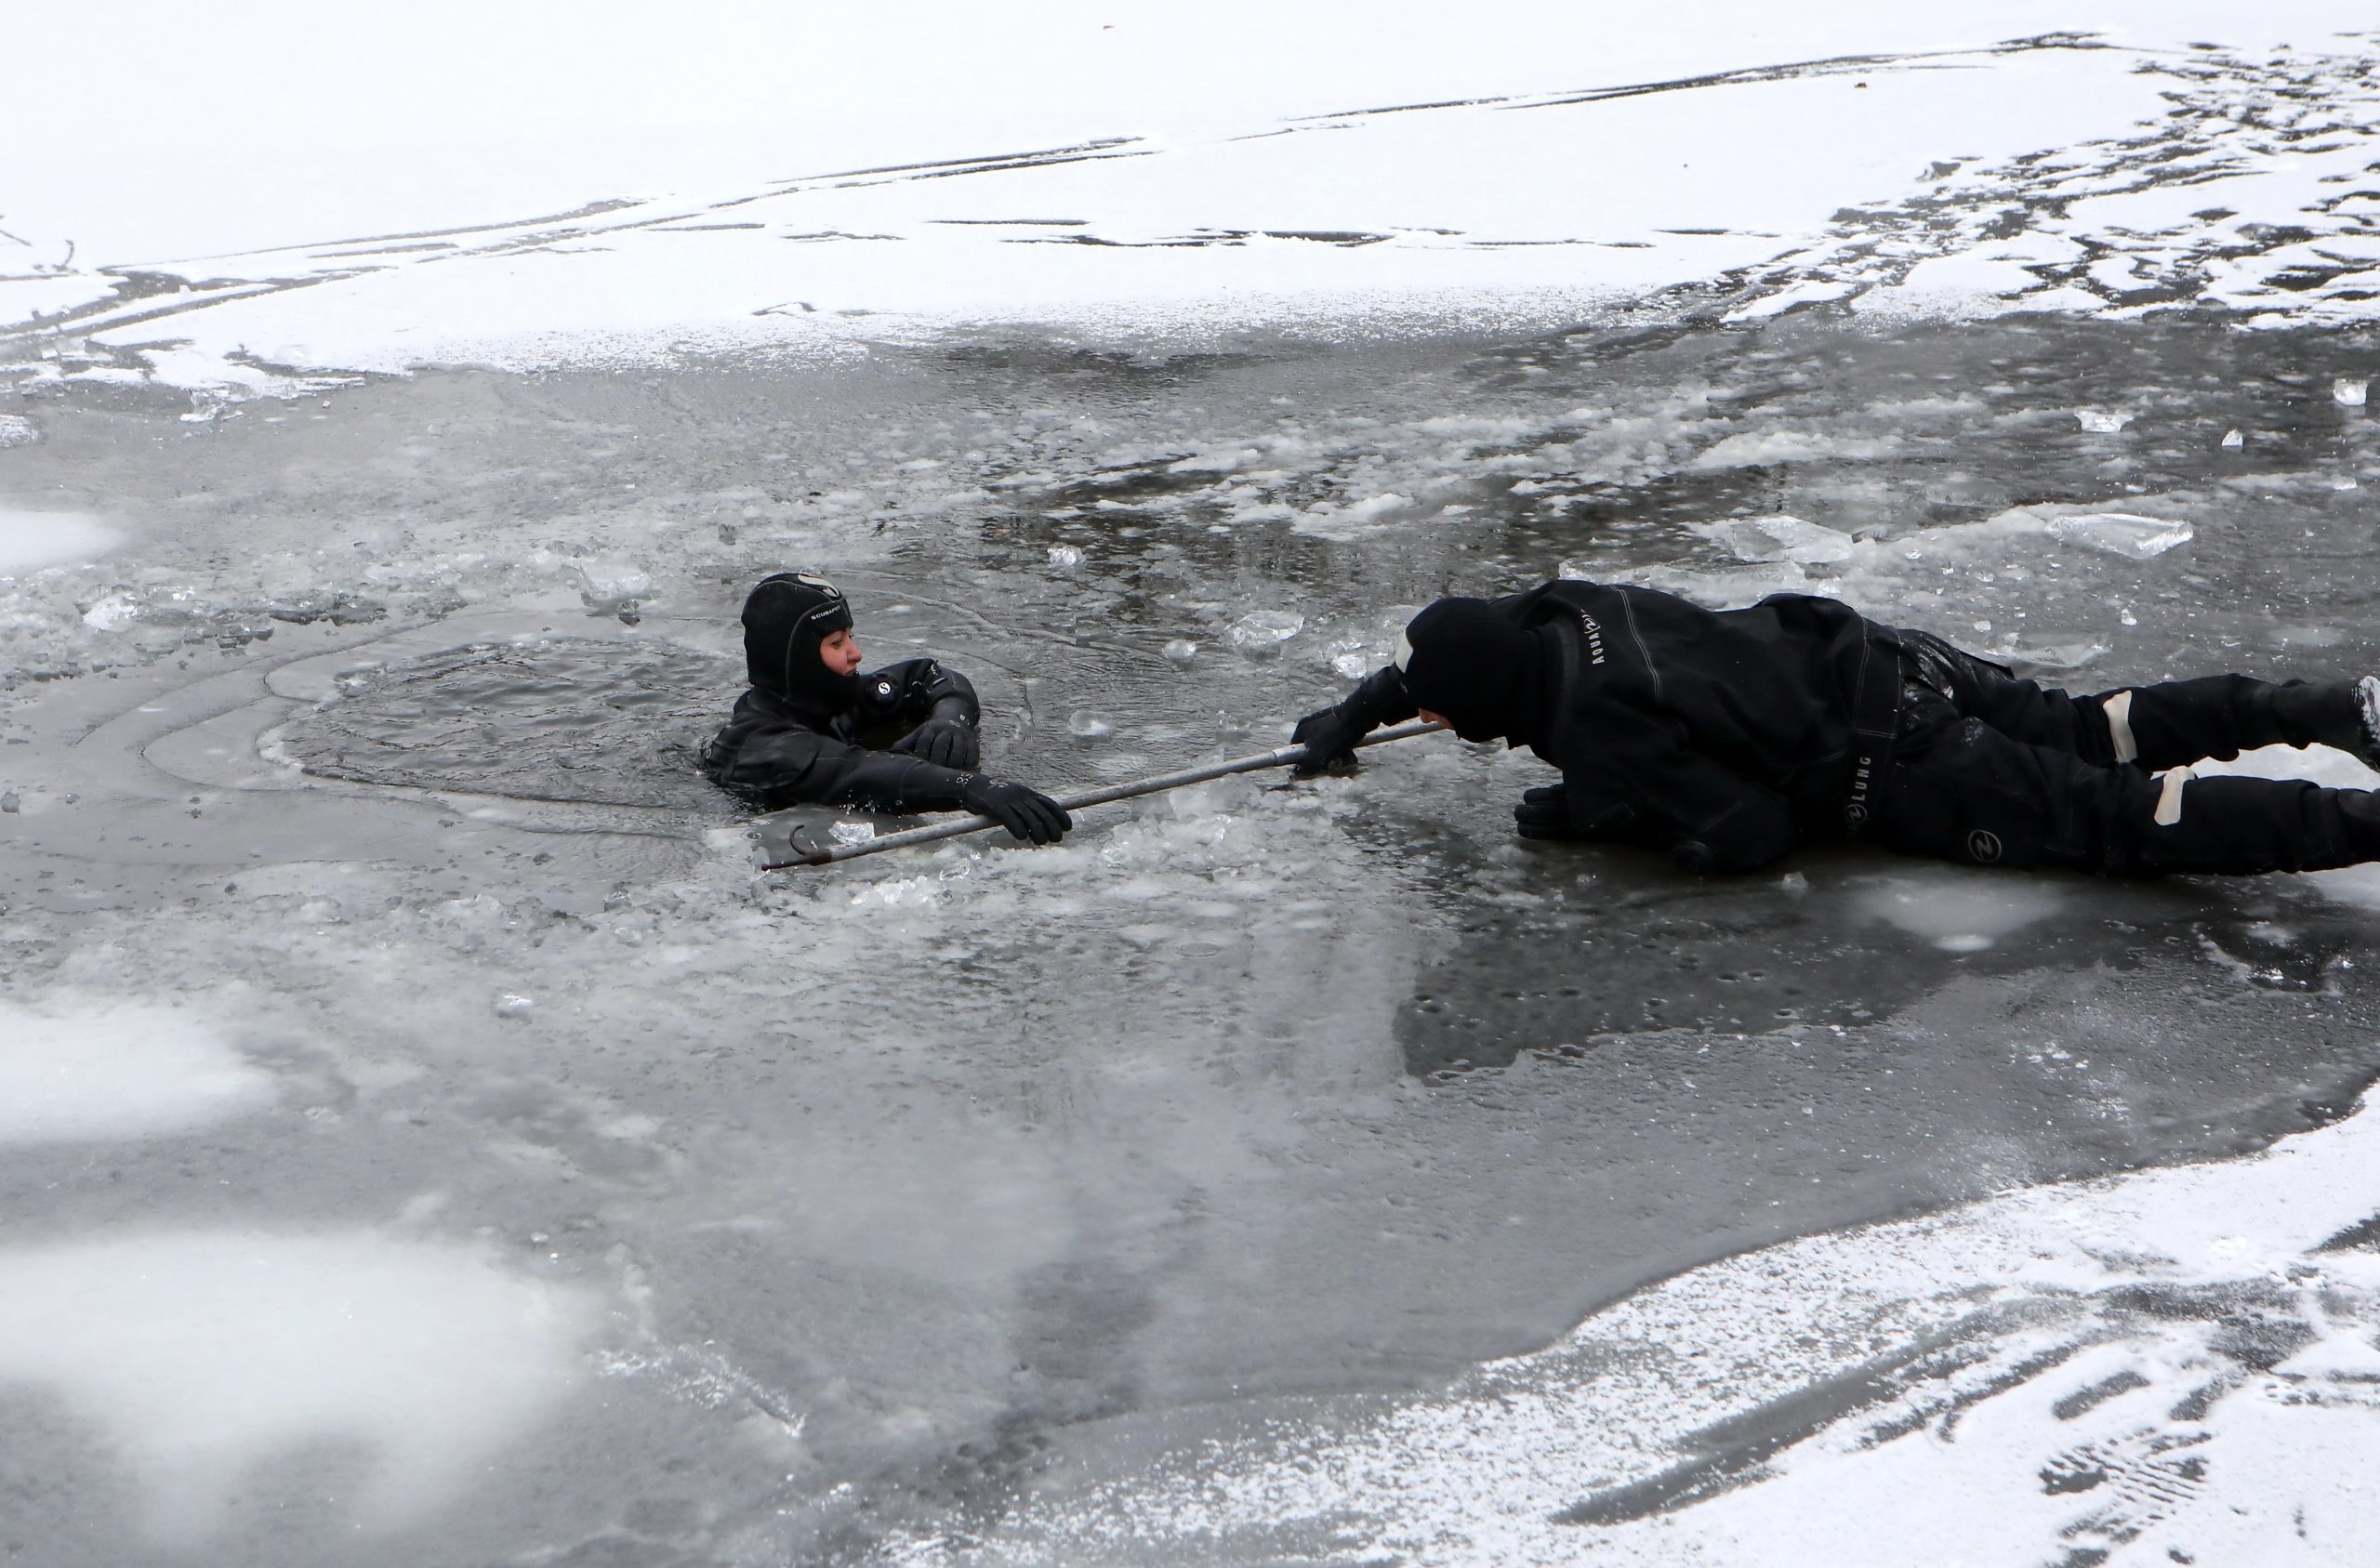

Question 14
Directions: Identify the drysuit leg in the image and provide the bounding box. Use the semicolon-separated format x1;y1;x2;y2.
1875;690;2380;876
1896;628;2364;771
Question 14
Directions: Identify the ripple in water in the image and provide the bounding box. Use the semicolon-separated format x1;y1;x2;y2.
284;638;738;811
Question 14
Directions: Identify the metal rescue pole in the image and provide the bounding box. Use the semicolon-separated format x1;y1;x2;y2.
759;719;1448;870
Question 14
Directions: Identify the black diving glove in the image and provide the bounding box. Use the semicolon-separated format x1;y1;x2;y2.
960;774;1072;845
893;715;981;770
1290;705;1365;776
1291;665;1413;776
1514;784;1580;841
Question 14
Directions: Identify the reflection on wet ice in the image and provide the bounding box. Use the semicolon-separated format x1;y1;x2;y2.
1852;869;2068;952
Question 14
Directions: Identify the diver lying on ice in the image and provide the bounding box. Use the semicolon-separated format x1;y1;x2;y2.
702;572;1073;844
1290;577;2380;877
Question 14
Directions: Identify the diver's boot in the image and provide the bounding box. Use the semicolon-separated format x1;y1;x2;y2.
2265;677;2380;771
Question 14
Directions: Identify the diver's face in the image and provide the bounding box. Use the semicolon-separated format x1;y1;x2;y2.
818;626;863;676
1419;704;1501;743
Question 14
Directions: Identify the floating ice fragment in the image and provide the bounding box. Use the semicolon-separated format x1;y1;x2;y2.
2074;409;2131;433
0;792;15;814
1047;545;1083;577
2043;512;2192;560
2335;378;2368;408
2006;641;2109;673
572;560;650;620
1327;637;1376;680
829;820;877;846
492;994;535;1020
1161;639;1197;667
1698;514;1854;565
0;415;35;447
2221;428;2244;448
1229;610;1304;657
1067;710;1116;739
81;592;140;630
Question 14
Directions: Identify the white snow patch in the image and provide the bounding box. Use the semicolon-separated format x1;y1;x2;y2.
0;997;275;1145
0;510;118;577
0;1231;598;1535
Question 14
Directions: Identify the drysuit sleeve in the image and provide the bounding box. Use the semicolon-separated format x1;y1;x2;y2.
706;725;972;814
1554;708;1796;874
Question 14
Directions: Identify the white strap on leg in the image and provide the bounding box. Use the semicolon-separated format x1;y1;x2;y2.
2104;691;2139;765
2152;765;2194;826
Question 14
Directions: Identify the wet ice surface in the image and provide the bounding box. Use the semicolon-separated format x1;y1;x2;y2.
3;303;2380;1563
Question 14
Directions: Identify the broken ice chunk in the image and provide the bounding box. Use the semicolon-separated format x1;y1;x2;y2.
1066;711;1116;739
81;592;140;630
1697;514;1854;565
2337;378;2369;408
1161;639;1197;667
572;561;650;620
1326;637;1376;679
1047;545;1084;577
2043;512;2192;560
2074;410;2131;433
2221;428;2244;448
1229;610;1304;657
493;994;535;1020
2005;641;2109;674
828;820;877;846
0;415;35;448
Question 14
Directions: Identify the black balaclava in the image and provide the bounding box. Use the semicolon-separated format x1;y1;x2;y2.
1396;597;1547;744
742;573;862;708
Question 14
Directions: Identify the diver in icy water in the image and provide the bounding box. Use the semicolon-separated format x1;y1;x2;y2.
702;573;1072;843
1291;578;2380;877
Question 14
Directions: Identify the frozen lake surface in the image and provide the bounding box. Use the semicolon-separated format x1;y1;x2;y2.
6;7;2380;1564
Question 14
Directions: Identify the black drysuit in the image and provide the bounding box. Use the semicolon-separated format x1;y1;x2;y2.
1329;578;2380;876
702;659;984;812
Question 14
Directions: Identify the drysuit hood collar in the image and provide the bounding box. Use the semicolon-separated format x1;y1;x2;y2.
743;573;862;709
1395;596;1553;745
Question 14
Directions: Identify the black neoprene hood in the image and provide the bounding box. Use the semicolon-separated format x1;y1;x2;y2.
742;573;857;701
1397;596;1544;743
